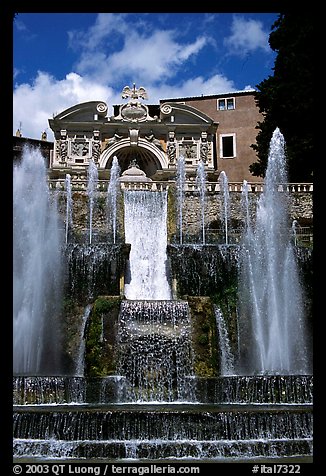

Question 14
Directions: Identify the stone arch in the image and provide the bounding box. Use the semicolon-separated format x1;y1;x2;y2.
99;138;168;178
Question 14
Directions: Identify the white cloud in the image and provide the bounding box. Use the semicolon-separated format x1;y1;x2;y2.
13;70;237;140
13;72;114;140
72;14;209;84
224;16;270;57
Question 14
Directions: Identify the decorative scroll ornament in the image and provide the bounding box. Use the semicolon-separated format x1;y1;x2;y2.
96;102;108;114
160;104;173;115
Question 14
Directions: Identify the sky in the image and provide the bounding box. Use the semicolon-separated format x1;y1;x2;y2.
13;12;279;141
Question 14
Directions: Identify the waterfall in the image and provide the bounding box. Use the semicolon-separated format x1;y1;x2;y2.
116;300;195;402
87;159;98;245
214;306;235;376
176;155;186;244
219;171;230;244
64;173;73;245
123;190;171;300
238;128;311;375
107;156;121;244
75;305;91;376
13;146;63;374
195;160;206;244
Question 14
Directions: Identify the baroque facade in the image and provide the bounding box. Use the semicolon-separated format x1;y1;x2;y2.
48;85;262;183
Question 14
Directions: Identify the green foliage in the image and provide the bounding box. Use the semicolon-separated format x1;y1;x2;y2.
250;13;314;181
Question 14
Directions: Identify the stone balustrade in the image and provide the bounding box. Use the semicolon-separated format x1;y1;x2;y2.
48;179;313;193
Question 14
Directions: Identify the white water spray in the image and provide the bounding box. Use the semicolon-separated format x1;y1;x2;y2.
195;161;206;244
87;159;98;245
124;190;171;300
219;171;230;244
107;156;121;244
13;146;63;374
65;174;73;245
238;128;310;374
176;156;186;244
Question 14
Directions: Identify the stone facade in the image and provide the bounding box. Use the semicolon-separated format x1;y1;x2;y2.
161;90;263;182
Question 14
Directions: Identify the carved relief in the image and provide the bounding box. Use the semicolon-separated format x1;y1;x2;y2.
57;129;68;162
200;132;209;164
167;131;176;165
144;131;164;150
179;142;197;160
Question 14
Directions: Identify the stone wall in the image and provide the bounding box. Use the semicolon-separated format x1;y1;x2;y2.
55;187;313;245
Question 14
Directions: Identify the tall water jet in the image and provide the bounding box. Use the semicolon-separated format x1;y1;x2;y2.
176;155;186;244
107;156;121;244
64;173;73;245
241;179;250;231
13;146;63;374
124;190;171;300
87;159;98;245
292;219;299;247
219;170;230;244
238;128;311;375
195;160;206;244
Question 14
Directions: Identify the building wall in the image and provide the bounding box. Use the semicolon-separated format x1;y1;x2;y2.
165;92;262;183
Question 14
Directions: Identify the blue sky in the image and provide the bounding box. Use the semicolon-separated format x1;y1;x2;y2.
13;12;279;140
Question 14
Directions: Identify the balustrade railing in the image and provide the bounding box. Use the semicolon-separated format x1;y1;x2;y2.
48;179;313;193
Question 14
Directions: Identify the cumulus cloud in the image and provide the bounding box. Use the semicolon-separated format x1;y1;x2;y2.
13;72;114;140
224;16;270;57
74;18;209;84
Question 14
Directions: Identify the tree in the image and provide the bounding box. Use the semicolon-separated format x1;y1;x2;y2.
250;13;314;182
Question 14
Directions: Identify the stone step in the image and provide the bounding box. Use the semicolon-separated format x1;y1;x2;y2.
13;437;313;460
13;375;313;405
14;403;313;442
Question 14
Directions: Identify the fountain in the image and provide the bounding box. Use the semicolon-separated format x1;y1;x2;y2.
13;138;313;463
13;146;63;374
64;173;73;245
219;170;230;244
87;158;98;245
176;155;186;244
107;156;121;244
238;128;311;375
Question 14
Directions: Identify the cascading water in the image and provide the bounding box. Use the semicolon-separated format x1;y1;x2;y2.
107;156;121;244
123;190;171;300
195;160;206;244
176;155;186;244
219;171;230;244
116;300;195;402
87;159;98;245
64;173;73;245
75;305;91;376
238;128;311;375
214;306;235;376
13;146;63;374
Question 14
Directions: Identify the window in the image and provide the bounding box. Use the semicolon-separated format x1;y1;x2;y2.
220;134;236;158
217;97;235;111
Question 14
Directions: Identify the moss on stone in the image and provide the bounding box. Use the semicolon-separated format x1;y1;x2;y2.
85;296;121;377
187;296;219;377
